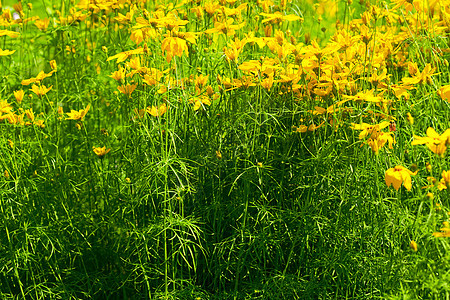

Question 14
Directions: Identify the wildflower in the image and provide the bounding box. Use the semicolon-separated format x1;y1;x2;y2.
161;36;189;63
385;165;418;191
433;222;450;238
93;146;111;159
65;104;90;121
390;84;414;100
0;49;16;56
438;170;450;191
21;70;54;85
13;90;24;103
216;150;222;159
259;11;302;24
107;47;144;63
110;67;126;82
0;29;20;38
426;162;432;172
402;64;437;85
406;113;414;125
350;121;390;139
117;83;137;98
147;103;168;117
438;85;450;102
367;131;395;154
0;100;13;114
204;18;245;36
411;127;450;156
410;240;418;252
49;60;57;71
31;84;52;97
190;95;212;111
34;18;50;31
344;89;383;104
4;170;10;179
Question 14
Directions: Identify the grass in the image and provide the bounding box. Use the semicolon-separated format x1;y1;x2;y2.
0;0;449;299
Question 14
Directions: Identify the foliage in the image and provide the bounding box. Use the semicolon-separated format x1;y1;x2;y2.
0;0;449;298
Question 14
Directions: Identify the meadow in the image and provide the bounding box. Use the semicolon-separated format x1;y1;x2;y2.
0;0;449;298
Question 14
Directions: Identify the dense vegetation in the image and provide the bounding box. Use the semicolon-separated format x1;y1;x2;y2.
0;0;449;298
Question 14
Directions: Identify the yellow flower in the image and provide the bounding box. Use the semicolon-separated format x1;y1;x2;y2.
0;49;15;56
189;95;211;111
410;240;418;252
438;85;450;102
259;12;302;24
35;18;50;31
161;36;188;63
411;127;450;156
402;64;437;85
93;146;111;159
204;18;246;36
385;165;418;191
107;47;144;64
65;104;91;121
49;60;57;71
13;90;24;103
117;83;137;98
438;170;450;191
433;222;450;238
0;29;20;38
350;121;390;139
406;113;414;125
147;103;168;117
31;84;52;97
21;70;54;85
110;67;126;82
367;132;395;154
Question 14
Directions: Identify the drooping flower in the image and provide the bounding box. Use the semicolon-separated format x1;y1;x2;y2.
0;29;20;38
49;60;57;71
401;64;438;85
438;85;450;102
411;127;450;155
204;18;245;36
161;36;188;63
147;103;168;117
350;121;390;139
259;12;302;24
410;240;418;252
437;170;450;191
31;84;52;97
13;90;24;103
117;83;137;98
433;222;450;238
65;104;90;121
367;131;395;154
107;47;144;64
110;67;126;82
21;70;54;85
0;49;15;56
406;112;414;125
385;165;418;191
34;18;50;31
93;146;111;159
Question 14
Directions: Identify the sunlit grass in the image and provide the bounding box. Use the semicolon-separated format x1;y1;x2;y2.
0;0;449;298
